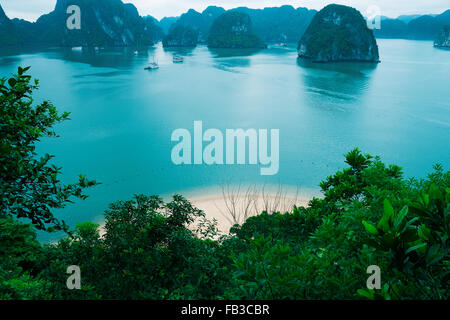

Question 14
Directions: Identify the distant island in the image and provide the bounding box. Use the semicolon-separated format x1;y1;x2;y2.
375;10;450;40
434;25;450;48
163;24;198;47
207;11;266;49
298;4;379;63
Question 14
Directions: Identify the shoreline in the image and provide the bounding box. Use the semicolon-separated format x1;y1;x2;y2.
99;185;320;236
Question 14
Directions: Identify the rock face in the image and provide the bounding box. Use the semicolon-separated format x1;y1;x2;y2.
163;25;198;47
207;11;266;49
8;0;152;47
298;4;379;62
434;25;450;48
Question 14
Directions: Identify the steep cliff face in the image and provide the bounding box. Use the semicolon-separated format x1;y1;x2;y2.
207;11;266;48
31;0;151;47
298;4;379;62
0;4;21;46
434;25;450;48
143;15;164;43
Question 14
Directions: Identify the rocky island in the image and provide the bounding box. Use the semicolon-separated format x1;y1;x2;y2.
0;0;162;47
298;4;380;63
434;25;450;48
207;11;266;49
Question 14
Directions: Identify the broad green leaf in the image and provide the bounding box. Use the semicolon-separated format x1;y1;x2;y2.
362;221;378;235
405;242;427;255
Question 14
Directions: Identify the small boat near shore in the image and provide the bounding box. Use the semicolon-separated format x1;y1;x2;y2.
173;56;184;63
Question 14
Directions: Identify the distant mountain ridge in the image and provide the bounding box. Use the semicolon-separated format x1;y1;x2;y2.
1;2;449;47
162;5;316;44
171;7;225;42
375;10;450;40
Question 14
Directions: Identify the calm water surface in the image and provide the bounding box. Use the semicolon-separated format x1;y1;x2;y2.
1;40;449;240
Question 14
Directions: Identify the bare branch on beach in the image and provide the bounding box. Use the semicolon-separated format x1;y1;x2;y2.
218;183;303;226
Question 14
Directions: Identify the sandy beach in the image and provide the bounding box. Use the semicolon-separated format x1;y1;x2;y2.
99;185;320;236
189;193;310;233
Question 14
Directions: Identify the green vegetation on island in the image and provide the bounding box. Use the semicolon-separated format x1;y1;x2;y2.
298;4;379;63
207;11;266;49
1;68;448;300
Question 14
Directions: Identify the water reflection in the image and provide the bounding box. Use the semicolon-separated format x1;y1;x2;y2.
297;58;378;104
162;46;196;57
0;56;21;67
208;47;264;58
53;47;150;68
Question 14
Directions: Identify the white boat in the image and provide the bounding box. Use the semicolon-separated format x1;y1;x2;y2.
145;62;159;70
145;56;159;70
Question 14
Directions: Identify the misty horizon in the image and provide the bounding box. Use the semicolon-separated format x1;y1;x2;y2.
1;0;449;23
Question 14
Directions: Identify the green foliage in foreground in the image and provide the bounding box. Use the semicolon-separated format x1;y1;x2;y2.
0;68;449;299
1;150;448;300
0;67;98;232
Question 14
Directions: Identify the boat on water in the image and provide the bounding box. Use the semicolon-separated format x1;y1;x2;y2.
145;56;159;70
145;62;159;70
274;43;288;48
173;56;184;63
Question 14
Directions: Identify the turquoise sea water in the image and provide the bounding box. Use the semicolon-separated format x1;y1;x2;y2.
1;39;449;240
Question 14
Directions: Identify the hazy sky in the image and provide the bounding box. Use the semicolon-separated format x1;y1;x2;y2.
1;0;448;22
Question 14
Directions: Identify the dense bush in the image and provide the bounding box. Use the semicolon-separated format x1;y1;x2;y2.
1;148;447;300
